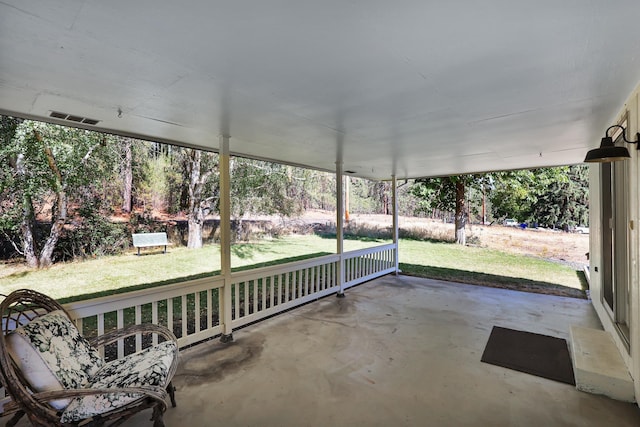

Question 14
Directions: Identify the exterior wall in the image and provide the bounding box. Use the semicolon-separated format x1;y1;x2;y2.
589;83;640;402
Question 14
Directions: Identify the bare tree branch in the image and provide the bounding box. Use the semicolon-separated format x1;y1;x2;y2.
81;141;101;165
1;229;24;255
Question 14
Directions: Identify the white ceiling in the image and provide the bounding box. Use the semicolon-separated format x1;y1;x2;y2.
2;1;640;180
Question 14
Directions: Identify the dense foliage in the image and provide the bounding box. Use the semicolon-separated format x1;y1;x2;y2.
0;116;590;264
409;166;589;243
488;167;589;228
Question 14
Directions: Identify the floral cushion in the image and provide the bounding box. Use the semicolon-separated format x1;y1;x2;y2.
60;340;177;423
6;310;104;410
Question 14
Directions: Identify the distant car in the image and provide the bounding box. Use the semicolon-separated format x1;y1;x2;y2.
504;219;518;227
574;226;589;234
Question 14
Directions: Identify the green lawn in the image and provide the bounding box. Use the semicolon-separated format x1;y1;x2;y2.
398;239;586;298
0;234;585;302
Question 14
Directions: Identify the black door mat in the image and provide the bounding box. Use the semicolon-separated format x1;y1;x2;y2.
481;326;575;385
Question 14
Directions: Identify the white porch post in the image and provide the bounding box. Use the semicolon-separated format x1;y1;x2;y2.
336;162;345;297
219;135;233;342
392;175;400;275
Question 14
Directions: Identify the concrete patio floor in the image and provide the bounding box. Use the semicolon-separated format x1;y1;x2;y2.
130;276;639;425
128;276;640;427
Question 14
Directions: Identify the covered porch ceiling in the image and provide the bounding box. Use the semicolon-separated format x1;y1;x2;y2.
2;1;640;181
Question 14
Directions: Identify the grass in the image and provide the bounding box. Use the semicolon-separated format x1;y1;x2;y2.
399;239;586;298
0;235;385;302
0;234;586;302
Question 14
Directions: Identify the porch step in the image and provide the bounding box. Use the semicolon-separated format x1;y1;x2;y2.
569;326;635;402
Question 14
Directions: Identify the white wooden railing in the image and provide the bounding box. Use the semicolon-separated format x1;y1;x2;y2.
229;254;340;329
0;244;396;410
65;244;397;354
67;276;225;358
343;243;396;289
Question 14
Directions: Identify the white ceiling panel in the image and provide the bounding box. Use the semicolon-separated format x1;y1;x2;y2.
2;1;640;180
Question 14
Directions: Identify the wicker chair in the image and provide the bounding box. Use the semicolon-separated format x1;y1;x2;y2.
0;289;178;427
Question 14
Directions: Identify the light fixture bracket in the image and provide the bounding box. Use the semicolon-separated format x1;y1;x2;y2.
604;124;640;147
584;125;640;163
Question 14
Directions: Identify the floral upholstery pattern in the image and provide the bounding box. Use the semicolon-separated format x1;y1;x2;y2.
60;340;177;423
6;310;104;409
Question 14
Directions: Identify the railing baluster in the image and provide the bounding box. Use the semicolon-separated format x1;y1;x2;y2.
152;301;158;346
244;281;250;316
285;271;290;303
331;262;335;287
181;295;188;339
299;268;304;296
116;309;124;359
312;266;317;293
366;254;370;276
233;283;239;320
277;274;283;306
75;318;83;336
350;257;355;281
195;292;201;333
207;289;213;329
135;305;142;352
97;313;105;358
167;299;174;338
362;254;366;278
214;288;220;325
269;275;275;308
253;280;259;314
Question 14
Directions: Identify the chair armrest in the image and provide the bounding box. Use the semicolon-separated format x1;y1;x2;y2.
87;323;177;350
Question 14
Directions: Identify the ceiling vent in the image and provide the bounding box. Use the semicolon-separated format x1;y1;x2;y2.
49;111;100;125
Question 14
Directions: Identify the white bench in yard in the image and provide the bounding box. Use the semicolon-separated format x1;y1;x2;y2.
132;232;171;256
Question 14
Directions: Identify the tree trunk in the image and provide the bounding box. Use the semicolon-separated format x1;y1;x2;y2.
15;130;96;268
455;179;466;245
186;149;207;249
20;192;39;268
38;190;66;268
13;150;39;268
37;142;67;268
121;137;133;213
187;213;204;249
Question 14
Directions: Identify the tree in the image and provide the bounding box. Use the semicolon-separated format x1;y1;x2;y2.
137;150;181;216
0;116;23;254
411;175;486;244
487;170;538;222
487;166;588;228
184;148;219;248
230;158;301;232
120;137;133;213
0;120;111;267
530;166;589;229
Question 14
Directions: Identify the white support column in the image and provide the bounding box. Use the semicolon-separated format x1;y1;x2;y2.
392;175;400;275
336;162;345;297
219;135;233;342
